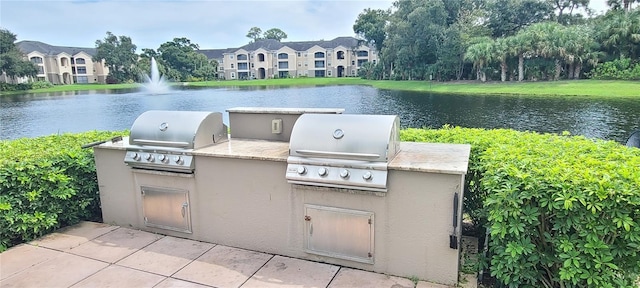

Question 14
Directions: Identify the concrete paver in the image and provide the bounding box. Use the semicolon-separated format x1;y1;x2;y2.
173;244;272;288
0;244;63;280
0;252;108;288
68;227;163;263
70;265;165;288
328;267;415;288
243;255;340;288
416;280;454;288
1;222;463;288
29;221;118;251
117;236;214;276
155;278;213;288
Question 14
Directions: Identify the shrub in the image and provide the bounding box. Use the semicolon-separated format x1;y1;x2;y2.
400;127;640;287
30;81;53;90
589;57;640;80
0;131;126;251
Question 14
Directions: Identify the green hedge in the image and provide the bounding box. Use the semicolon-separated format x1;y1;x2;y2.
0;131;125;251
401;127;640;287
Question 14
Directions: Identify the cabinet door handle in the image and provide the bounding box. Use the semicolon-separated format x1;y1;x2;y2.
181;202;188;218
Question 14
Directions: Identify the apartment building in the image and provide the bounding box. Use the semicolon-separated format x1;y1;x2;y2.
199;37;378;80
14;41;109;84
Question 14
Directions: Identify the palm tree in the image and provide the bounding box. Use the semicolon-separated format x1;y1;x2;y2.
465;37;494;82
599;9;640;59
509;31;534;81
526;22;566;80
493;38;510;82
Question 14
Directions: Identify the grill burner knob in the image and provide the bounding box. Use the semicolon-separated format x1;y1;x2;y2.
297;166;307;175
144;153;155;162
340;169;350;179
362;171;373;181
173;156;184;165
131;152;141;161
318;167;328;177
159;154;168;163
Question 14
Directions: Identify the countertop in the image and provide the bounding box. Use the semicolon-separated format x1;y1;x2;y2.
96;137;470;175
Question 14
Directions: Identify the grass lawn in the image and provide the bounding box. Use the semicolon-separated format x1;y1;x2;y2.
3;78;639;97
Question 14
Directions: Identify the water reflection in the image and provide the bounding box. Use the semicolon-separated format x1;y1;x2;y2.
1;86;638;143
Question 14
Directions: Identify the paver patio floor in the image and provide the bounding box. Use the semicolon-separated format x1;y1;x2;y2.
0;221;459;288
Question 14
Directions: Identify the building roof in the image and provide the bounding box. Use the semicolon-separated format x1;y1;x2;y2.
16;41;97;57
198;37;366;60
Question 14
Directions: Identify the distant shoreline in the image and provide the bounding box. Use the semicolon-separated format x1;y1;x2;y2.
2;78;639;97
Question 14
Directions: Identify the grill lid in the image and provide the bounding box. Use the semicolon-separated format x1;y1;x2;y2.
289;114;400;163
129;110;228;150
286;114;400;192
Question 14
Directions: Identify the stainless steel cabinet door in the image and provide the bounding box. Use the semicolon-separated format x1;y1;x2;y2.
141;186;192;233
304;204;374;264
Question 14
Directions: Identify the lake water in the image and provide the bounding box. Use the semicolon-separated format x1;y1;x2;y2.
1;85;638;143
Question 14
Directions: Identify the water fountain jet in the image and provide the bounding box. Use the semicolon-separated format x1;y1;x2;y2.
142;57;170;94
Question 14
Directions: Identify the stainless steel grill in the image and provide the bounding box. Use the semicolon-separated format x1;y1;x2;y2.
286;114;400;192
124;110;228;173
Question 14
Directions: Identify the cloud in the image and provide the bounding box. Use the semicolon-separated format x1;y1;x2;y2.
1;0;394;51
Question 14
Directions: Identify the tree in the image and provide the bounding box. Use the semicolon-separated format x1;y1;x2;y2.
0;29;37;81
607;0;639;11
596;9;640;60
263;28;287;42
486;0;554;37
353;8;390;54
157;37;217;81
246;27;262;43
94;31;138;83
383;0;448;80
465;37;494;82
550;0;589;24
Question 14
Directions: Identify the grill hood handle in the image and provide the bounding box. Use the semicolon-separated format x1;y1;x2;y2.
131;139;191;148
295;149;380;160
81;136;123;149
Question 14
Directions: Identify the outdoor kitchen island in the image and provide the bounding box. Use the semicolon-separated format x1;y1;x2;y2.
93;113;470;286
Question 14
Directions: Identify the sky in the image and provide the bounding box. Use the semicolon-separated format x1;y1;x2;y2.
1;0;611;52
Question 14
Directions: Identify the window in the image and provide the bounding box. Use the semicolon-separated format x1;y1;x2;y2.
278;61;289;69
30;57;43;63
251;63;254;68
357;59;368;67
278;53;288;59
315;70;325;77
357;50;369;57
327;70;332;76
37;66;44;74
76;67;87;74
258;53;265;62
327;62;331;67
231;72;236;79
75;58;86;64
278;71;289;78
314;60;325;68
229;55;234;59
238;63;248;70
337;51;345;60
219;66;224;71
231;64;234;69
351;60;355;66
314;52;325;58
297;52;301;57
75;76;88;83
237;54;247;60
351;70;356;75
298;63;301;67
373;60;377;64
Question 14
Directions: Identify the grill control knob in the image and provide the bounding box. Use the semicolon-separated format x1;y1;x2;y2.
131;152;141;161
318;167;328;177
362;171;373;181
297;166;307;175
159;154;168;163
173;156;184;165
340;169;350;179
145;153;154;162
